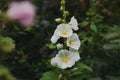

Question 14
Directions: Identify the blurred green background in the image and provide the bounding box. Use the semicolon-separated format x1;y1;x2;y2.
0;0;120;80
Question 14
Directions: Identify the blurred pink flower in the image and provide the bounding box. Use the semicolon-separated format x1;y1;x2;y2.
7;1;36;26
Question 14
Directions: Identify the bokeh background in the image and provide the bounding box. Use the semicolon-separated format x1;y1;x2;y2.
0;0;120;80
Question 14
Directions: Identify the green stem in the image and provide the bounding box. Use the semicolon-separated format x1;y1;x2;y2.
60;0;69;23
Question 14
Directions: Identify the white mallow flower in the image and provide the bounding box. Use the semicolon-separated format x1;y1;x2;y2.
70;50;80;62
51;57;58;66
51;49;76;69
68;16;79;31
51;34;60;43
55;23;73;37
67;33;81;50
57;43;63;49
51;29;60;43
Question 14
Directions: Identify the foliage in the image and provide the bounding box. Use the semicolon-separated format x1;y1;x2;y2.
0;0;120;80
0;66;16;80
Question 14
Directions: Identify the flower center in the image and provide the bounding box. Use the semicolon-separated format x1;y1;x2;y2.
69;39;73;45
61;30;67;35
61;55;69;63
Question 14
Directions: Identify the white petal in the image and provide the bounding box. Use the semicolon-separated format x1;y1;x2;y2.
55;49;76;69
51;34;60;43
69;16;79;31
51;57;58;66
70;51;80;62
67;33;81;50
55;24;73;37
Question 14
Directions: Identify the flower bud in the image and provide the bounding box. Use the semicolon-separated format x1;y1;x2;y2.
60;6;64;11
58;74;63;79
57;43;63;49
61;0;65;5
55;18;62;23
65;11;69;16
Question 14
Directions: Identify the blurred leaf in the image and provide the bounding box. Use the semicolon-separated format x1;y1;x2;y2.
24;27;33;31
14;25;20;31
75;63;93;72
0;66;16;80
103;26;120;50
70;73;92;80
40;71;59;80
90;24;97;33
81;21;89;27
46;43;56;49
103;43;120;50
104;26;120;40
88;77;102;80
106;76;120;80
18;59;26;64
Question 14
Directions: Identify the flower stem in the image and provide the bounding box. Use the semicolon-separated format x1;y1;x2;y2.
60;0;69;23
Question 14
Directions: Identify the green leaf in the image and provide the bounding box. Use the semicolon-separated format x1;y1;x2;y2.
46;43;56;49
106;76;120;80
81;21;89;27
104;25;120;40
14;25;20;31
90;24;97;33
24;27;33;31
75;63;93;72
88;77;102;80
40;71;59;80
18;59;25;64
70;73;92;80
70;63;93;77
103;43;120;50
69;76;83;80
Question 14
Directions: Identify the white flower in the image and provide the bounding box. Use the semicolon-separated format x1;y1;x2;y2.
70;50;80;62
68;16;79;31
57;43;63;49
51;57;58;66
51;29;60;43
51;34;60;43
51;49;76;69
67;33;81;50
55;23;73;37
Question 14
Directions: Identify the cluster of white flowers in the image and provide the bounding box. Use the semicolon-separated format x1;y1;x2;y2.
51;16;81;69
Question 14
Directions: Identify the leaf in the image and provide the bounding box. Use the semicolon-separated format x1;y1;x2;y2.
75;63;93;72
103;43;120;50
104;25;120;40
88;77;102;80
18;59;25;64
90;24;97;33
70;63;93;77
70;73;92;80
40;71;59;80
17;31;26;35
106;76;120;80
46;43;56;49
24;27;33;31
81;21;89;27
14;25;20;31
69;76;83;80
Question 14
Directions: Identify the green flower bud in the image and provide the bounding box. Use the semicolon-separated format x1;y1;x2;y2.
65;11;69;16
55;18;62;23
61;0;66;5
60;6;64;11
